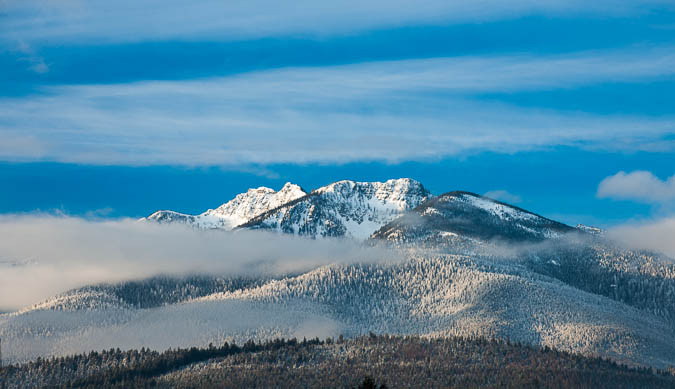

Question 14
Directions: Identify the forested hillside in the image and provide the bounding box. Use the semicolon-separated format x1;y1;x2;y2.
2;335;674;388
522;238;675;322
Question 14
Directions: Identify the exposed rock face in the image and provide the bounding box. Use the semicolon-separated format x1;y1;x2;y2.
241;178;431;239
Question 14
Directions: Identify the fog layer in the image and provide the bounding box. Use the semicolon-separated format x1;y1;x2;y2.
0;215;400;310
608;217;675;259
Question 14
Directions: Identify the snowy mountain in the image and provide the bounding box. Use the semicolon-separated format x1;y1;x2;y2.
8;178;675;372
143;180;577;244
240;178;431;239
142;182;307;230
371;191;576;247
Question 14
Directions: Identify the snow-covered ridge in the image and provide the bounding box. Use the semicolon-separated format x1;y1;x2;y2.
142;182;307;230
315;178;428;212
456;192;537;221
243;178;432;239
143;210;196;225
16;289;130;315
371;190;576;246
450;191;572;238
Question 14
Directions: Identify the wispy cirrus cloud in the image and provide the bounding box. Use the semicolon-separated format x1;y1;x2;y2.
9;40;50;73
2;1;672;45
0;48;673;166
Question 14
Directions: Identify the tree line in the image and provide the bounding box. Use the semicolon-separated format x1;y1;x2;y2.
2;334;674;388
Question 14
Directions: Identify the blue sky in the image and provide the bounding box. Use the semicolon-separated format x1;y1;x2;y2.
1;1;674;227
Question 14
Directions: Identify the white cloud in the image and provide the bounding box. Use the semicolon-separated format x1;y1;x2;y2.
1;49;674;166
484;190;522;204
0;214;399;310
597;171;675;203
1;1;670;45
608;217;675;259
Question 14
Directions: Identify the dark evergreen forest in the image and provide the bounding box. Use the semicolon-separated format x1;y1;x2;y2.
2;335;674;388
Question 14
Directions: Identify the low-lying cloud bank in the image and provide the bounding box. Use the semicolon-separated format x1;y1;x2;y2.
3;211;675;311
607;217;675;259
0;215;400;311
596;170;675;258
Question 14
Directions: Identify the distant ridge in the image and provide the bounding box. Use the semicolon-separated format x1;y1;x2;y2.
371;190;576;246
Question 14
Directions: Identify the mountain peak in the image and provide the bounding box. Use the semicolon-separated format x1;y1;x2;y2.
144;209;195;224
316;178;422;192
280;182;305;193
144;182;307;230
243;178;431;239
314;178;429;211
246;186;276;194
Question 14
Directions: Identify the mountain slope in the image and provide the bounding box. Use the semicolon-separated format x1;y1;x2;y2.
371;191;576;246
241;178;431;239
143;183;307;230
15;275;266;312
521;237;675;322
3;253;675;368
